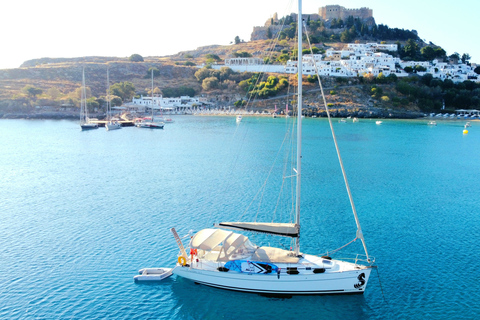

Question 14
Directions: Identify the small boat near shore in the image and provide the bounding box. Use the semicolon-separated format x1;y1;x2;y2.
134;268;173;282
80;68;98;131
136;70;165;129
105;69;121;131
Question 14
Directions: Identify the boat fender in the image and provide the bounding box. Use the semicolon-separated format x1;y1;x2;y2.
277;268;281;279
313;268;326;274
178;256;187;266
217;267;229;272
286;267;299;275
321;256;332;260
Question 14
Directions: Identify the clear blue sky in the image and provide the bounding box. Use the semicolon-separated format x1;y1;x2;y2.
0;0;478;69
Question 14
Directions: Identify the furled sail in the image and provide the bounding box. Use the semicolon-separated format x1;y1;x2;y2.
216;222;299;238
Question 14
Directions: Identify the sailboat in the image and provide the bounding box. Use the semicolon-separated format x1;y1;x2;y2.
136;69;164;129
105;68;121;131
79;68;98;130
169;0;374;295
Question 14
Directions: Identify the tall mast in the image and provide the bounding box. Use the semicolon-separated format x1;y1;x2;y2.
107;68;110;120
151;69;154;118
81;67;87;122
294;0;303;256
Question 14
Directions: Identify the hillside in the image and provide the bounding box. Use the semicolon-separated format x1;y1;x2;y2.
0;33;479;118
0;59;200;100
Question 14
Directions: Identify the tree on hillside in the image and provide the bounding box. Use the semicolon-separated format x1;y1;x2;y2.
233;51;252;58
234;36;241;44
420;46;436;61
449;52;460;61
110;96;123;106
47;87;62;100
74;86;92;100
163;86;195;97
129;54;144;62
434;47;446;59
22;85;43;100
86;97;99;110
110;82;135;102
218;67;234;81
205;53;221;61
202;77;219;91
461;53;471;64
195;67;213;82
403;39;419;60
145;67;160;78
267;27;272;39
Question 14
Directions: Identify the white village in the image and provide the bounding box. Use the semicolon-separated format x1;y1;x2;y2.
127;5;479;118
222;42;479;83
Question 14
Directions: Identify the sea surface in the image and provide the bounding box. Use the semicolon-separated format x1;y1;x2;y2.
0;116;479;319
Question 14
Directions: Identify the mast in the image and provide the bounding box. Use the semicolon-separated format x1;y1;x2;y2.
81;67;87;123
107;68;110;121
151;69;154;119
294;0;302;256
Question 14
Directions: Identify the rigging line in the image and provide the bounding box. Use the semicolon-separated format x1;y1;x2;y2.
243;1;295;111
374;266;388;304
303;23;371;262
326;237;357;255
286;44;299;224
237;121;291;222
254;125;292;222
273;126;295;222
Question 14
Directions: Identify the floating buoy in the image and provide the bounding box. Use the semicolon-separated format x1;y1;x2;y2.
463;129;468;134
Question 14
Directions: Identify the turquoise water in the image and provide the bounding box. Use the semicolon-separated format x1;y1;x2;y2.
0;117;479;319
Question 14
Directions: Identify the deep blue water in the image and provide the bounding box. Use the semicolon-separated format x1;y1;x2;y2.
0;117;479;319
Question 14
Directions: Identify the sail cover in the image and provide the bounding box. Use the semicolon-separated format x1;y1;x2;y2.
216;222;299;238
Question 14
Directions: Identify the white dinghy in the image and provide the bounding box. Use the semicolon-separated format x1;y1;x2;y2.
134;268;173;282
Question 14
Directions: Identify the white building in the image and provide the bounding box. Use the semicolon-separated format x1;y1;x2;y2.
283;43;479;83
131;95;210;113
212;57;285;73
205;42;479;83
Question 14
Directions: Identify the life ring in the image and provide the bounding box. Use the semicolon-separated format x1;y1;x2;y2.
178;256;187;266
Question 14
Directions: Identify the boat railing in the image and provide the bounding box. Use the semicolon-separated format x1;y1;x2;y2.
333;253;376;266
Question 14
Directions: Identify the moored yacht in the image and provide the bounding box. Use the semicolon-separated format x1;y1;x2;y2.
168;0;375;296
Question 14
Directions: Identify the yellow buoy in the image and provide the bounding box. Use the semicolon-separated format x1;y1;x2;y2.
463;129;468;134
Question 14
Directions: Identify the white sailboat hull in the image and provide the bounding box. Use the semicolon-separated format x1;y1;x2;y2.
106;122;121;130
173;264;371;295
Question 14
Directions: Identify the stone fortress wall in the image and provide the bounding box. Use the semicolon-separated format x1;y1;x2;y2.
319;5;372;21
251;5;373;41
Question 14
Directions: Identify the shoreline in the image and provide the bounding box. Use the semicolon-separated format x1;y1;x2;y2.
0;109;429;120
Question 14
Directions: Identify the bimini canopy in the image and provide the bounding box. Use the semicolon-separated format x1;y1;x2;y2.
190;229;232;250
190;228;256;261
216;222;299;238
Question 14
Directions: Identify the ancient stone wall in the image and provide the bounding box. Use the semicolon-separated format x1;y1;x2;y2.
319;5;372;20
